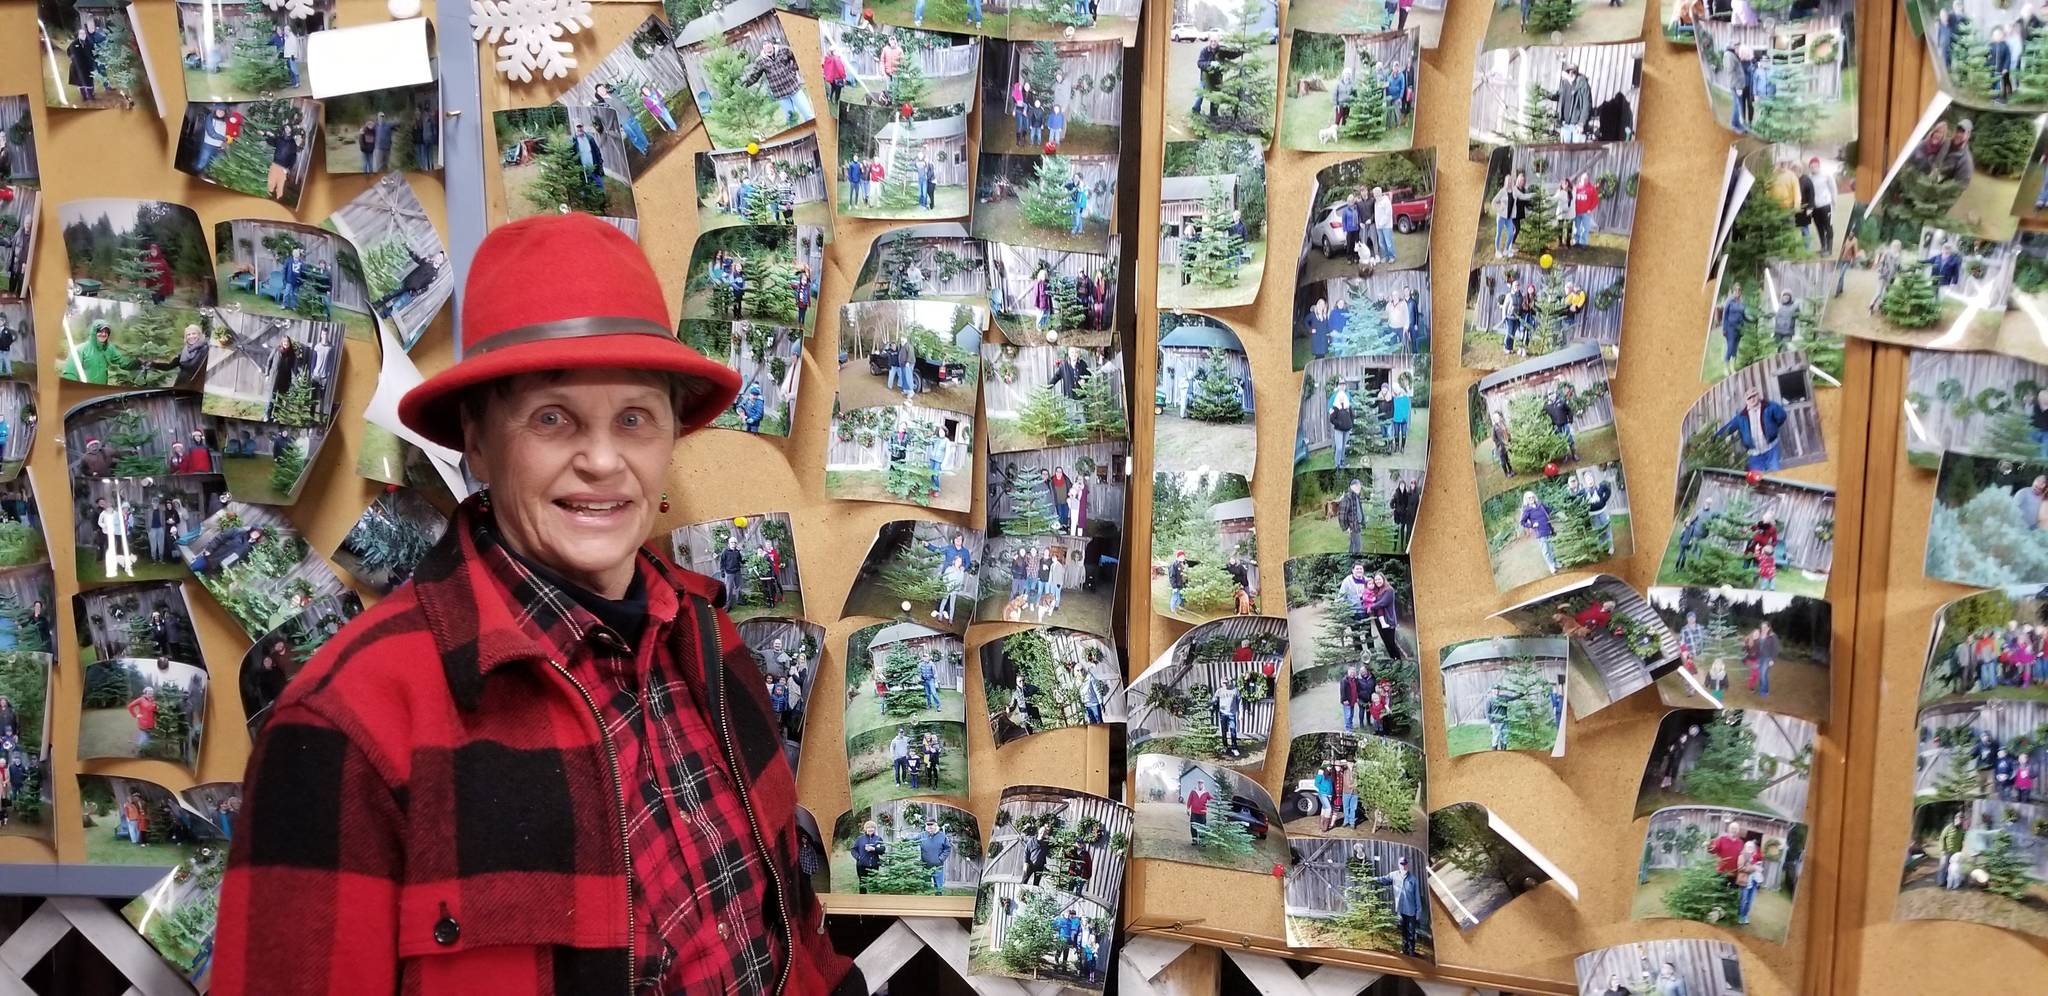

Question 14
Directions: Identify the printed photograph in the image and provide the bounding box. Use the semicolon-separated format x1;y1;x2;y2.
1633;805;1807;943
1296;354;1429;474
824;22;981;114
1493;573;1681;717
1164;0;1279;143
1920;584;2048;707
1285;554;1420;742
557;15;700;175
979;38;1121;156
1151;470;1259;623
1132;754;1288;873
64;390;223;488
1655;585;1833;721
1472;140;1643;268
0;302;36;381
1011;0;1143;43
1679;352;1824;483
77;775;204;866
843;620;966;743
834;800;982;896
1903;341;2048;469
1876;98;2035;244
320;81;441;174
1154;314;1257;479
0;382;34;484
321;172;454;349
824;403;976;511
214;219;379;338
121;843;226;990
983;344;1127;453
490;105;638;234
54;298;207;388
1436;636;1566;756
1482;0;1643;48
1462;260;1625;370
1468;43;1643;155
1289;468;1422;559
986;441;1127;544
677;320;805;437
1915;699;2048;803
696;132;830;232
1702;261;1846;386
741;617;822;772
1638;708;1816;823
173;0;329;102
1471;342;1619;500
804;0;1004;41
0;97;40;187
1283;836;1433;959
846;720;968;812
1927;452;2048;588
974;534;1115;636
838;103;972;221
200;311;341;428
1158;138;1267;310
972;794;1128;990
73;580;196;665
1480;461;1631;589
980;625;1125;746
987;239;1119;346
1286;0;1445;45
972;152;1120;254
1127;615;1285;767
1573;939;1746;996
0;183;37;304
0;477;48;572
178;500;350;640
239;624;305;737
838;300;982;414
672;0;815;148
1898;798;2048;938
852;224;988;305
1736;141;1858;266
174;98;316;208
1296;151;1437;292
0;567;51;658
2005;230;2048;365
77;656;206;769
968;883;1116;990
1296;270;1433;371
0;650;53;840
1920;0;2048;111
679;224;825;331
59;198;215;307
212;417;323;505
67;475;225;586
1280;732;1424;843
332;487;445;596
1663;469;1836;596
1696;3;1858;149
1426;802;1572;931
844;519;984;631
669;511;804;622
38;0;157;112
1281;30;1420;152
1839;175;2024;338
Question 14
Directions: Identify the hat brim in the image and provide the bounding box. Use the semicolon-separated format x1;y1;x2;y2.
398;334;741;451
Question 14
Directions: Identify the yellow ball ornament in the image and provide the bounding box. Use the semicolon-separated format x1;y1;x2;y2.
733;516;749;528
1538;253;1554;270
746;142;760;156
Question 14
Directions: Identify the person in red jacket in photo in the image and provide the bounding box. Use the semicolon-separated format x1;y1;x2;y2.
213;214;860;996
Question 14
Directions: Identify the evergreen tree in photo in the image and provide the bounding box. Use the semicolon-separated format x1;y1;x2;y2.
882;537;952;604
109;239;158;304
1188;179;1246;286
869;836;939;893
1015;385;1083;443
146;692;191;764
1681;714;1768;807
1973;112;2037;177
1527;0;1582;33
1932;745;1986;801
1178;557;1240;615
1672;489;1762;588
1193;0;1277;138
124;608;160;658
1723;185;1807;285
1703;595;1745;662
998;890;1066;973
884;55;932;109
1193;812;1256;857
701;35;782;145
1748;62;1822;145
1879;168;1965;245
1354;736;1418;834
1514;82;1559;143
1187;350;1247;423
1045;274;1086;332
1002;469;1061;535
1499;661;1558;749
1329;855;1401;944
1076;371;1129;437
1340;66;1389;142
114;308;182;386
342;497;439;582
1502;392;1569;477
1978;831;2039;901
1662;852;1740;923
0;590;45;654
1880;263;1943;328
228;5;292;95
1177;702;1227;759
1025;42;1063;100
1513;180;1565;255
1947;21;1998;101
1525;269;1572;356
97;14;144;106
1729;290;1776;371
2019;26;2048;105
270;372;318;427
880;643;928;718
268;437;306;496
83;661;129;709
1546;484;1608;567
203;100;303;198
1332;297;1403;355
529;129;610;215
877;127;928;211
1020;155;1085;232
108;408;169;477
886;423;939;504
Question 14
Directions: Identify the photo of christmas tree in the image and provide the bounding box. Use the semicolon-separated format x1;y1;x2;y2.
63;389;225;486
1917;0;2048;113
1731;141;1858;270
72;579;197;666
743;618;821;773
669;510;805;622
0;96;41;187
832;800;983;897
1870;96;2034;245
1637;708;1817;821
1472;140;1643;268
1008;0;1143;44
1165;0;1278;143
973;533;1117;635
1279;733;1425;843
77;774;208;867
1632;805;1805;942
1284;553;1420;738
1289;468;1423;559
837;104;972;220
1296;151;1437;298
1296;270;1434;369
173;0;328;103
1481;0;1644;49
983;344;1127;453
696;131;831;233
1573;939;1746;996
554;15;699;175
971;790;1128;989
37;0;159;113
172;98;316;208
971;151;1120;253
0;477;48;572
0;183;37;305
1919;584;2048;708
1426;802;1575;931
1154;315;1256;479
0;649;53;841
489;104;639;236
177;500;351;640
1470;342;1621;503
76;656;206;770
0;381;34;484
320;172;453;350
1659;469;1833;597
1652;585;1832;720
1899;798;2048;937
320;80;441;175
58;198;215;308
1915;699;2048;803
1468;43;1643;158
1825;210;2017;351
121;844;226;990
1127;614;1286;768
1296;354;1429;475
53;297;207;389
986;238;1119;346
0;301;37;382
838;299;983;414
844;518;985;633
977;38;1121;156
2002;231;2048;365
332;487;445;595
1151;470;1259;623
1159;138;1267;309
1280;30;1419;153
0;566;49;664
825;403;976;510
1678;352;1826;483
967;883;1117;990
1462;259;1625;370
852;224;989;305
1493;573;1681;717
826;22;982;118
200;310;342;428
1132;754;1289;873
1283;836;1434;959
672;0;815;149
211;417;324;505
842;620;967;742
985;441;1127;544
846;720;968;812
1437;636;1566;756
1696;1;1856;149
676;319;805;438
979;625;1125;746
679;223;826;332
1927;451;2048;588
65;474;225;588
1700;261;1846;385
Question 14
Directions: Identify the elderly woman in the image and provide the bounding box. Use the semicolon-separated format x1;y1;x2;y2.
214;216;860;996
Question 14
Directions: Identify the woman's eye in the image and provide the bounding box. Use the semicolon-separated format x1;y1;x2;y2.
621;411;646;428
536;410;564;427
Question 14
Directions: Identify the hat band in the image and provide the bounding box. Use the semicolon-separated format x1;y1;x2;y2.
466;315;675;356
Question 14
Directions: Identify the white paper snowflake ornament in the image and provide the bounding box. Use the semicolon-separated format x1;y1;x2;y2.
471;0;595;83
262;0;321;18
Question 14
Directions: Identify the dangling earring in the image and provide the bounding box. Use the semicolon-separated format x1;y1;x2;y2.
476;487;491;512
659;491;670;513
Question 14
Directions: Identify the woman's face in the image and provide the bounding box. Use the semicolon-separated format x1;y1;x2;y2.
462;369;677;598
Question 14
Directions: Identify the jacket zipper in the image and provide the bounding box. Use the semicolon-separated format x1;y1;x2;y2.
547;658;638;995
701;603;794;996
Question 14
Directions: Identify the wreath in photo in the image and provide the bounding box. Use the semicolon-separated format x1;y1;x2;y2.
1073;73;1095;94
1099;70;1119;92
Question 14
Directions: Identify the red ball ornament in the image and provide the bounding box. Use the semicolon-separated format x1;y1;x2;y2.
899;102;914;117
1543;461;1560;478
862;5;875;18
0;187;15;204
1271;863;1287;879
384;483;401;494
1746;469;1763;485
1043;140;1058;154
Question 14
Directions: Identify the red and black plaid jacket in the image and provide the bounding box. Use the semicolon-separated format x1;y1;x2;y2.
213;504;857;996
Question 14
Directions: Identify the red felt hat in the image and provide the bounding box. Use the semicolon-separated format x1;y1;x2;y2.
399;214;739;451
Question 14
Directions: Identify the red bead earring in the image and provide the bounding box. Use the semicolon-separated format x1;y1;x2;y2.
658;492;670;513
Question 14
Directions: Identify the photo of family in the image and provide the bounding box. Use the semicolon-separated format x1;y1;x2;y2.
843;620;966;743
490;105;638;236
321;173;454;350
0;179;37;304
1461;259;1626;370
1468;43;1643;156
1654;585;1833;721
0;477;46;572
825;403;976;511
1151;470;1258;623
1702;262;1846;386
979;38;1121;156
1927;452;2048;588
54;298;207;389
838;104;972;221
0;650;52;840
1916;699;2048;804
1827;215;2017;351
983;344;1126;454
0;97;40;188
1426;802;1575;931
986;442;1127;548
1281;732;1424;843
1281;30;1420;152
1296;355;1429;477
1473;141;1643;268
178;500;350;640
1471;342;1619;500
64;389;224;490
1919;584;2048;710
556;15;700;175
1285;553;1420;742
1878;98;2037;244
60;198;214;306
672;0;815;149
979;625;1125;746
969;786;1131;993
1898;798;2048;938
696;132;830;233
1132;754;1288;873
0;303;34;381
173;0;328;103
844;519;985;633
1494;573;1681;717
1696;1;1858;149
833;800;982;897
1154;315;1257;479
1638;708;1817;823
174;98;317;208
824;23;981;114
846;720;968;812
739;616;821;772
1735;141;1859;267
214;217;372;340
839;300;982;415
1663;469;1836;597
320;80;441;175
67;475;225;587
1574;939;1746;996
1437;636;1566;756
1127;615;1286;768
973;152;1120;253
968;883;1115;990
77;775;207;867
73;580;197;666
38;0;158;113
1157;138;1267;310
1283;836;1433;959
332;487;445;595
77;655;206;770
987;239;1119;346
0;567;50;660
1679;353;1825;486
1165;0;1279;143
200;311;341;430
1903;335;2048;468
679;224;825;331
853;224;988;305
1289;469;1423;560
1285;0;1443;44
1296;270;1434;371
974;534;1116;636
676;320;805;437
1296;152;1437;296
1633;805;1806;943
669;511;804;622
